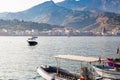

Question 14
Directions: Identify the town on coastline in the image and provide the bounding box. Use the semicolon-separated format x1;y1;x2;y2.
0;27;120;36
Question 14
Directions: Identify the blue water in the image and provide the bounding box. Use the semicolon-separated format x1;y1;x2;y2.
0;36;120;80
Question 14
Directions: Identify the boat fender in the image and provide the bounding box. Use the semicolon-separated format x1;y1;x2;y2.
51;77;55;80
51;74;55;80
114;67;119;71
80;76;85;80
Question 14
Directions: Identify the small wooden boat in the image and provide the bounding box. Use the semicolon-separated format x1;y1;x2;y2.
92;65;120;79
27;36;38;46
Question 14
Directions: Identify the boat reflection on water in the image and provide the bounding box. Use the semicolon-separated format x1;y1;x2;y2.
27;36;38;46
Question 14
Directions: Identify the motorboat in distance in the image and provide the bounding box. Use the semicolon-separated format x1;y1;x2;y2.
27;36;38;46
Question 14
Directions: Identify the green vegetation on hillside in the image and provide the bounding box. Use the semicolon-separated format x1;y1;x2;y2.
0;19;61;31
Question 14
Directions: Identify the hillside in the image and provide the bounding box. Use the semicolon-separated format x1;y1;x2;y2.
0;19;60;31
0;0;120;32
0;1;73;25
57;0;120;13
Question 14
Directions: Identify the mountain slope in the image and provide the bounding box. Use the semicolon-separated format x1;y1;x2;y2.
57;0;120;13
0;1;99;29
0;1;73;25
0;0;120;32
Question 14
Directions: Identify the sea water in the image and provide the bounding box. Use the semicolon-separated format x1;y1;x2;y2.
0;36;120;80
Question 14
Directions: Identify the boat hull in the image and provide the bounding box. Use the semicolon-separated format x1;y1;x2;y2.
37;66;57;80
37;65;79;80
92;65;120;79
28;41;38;46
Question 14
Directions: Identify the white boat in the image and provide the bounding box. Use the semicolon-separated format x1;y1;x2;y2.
92;65;120;79
37;65;79;80
37;55;102;80
91;48;120;79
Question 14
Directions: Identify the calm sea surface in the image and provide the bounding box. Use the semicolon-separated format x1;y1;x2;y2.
0;36;120;80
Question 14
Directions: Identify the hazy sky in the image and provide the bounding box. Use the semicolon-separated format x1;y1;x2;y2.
0;0;64;13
